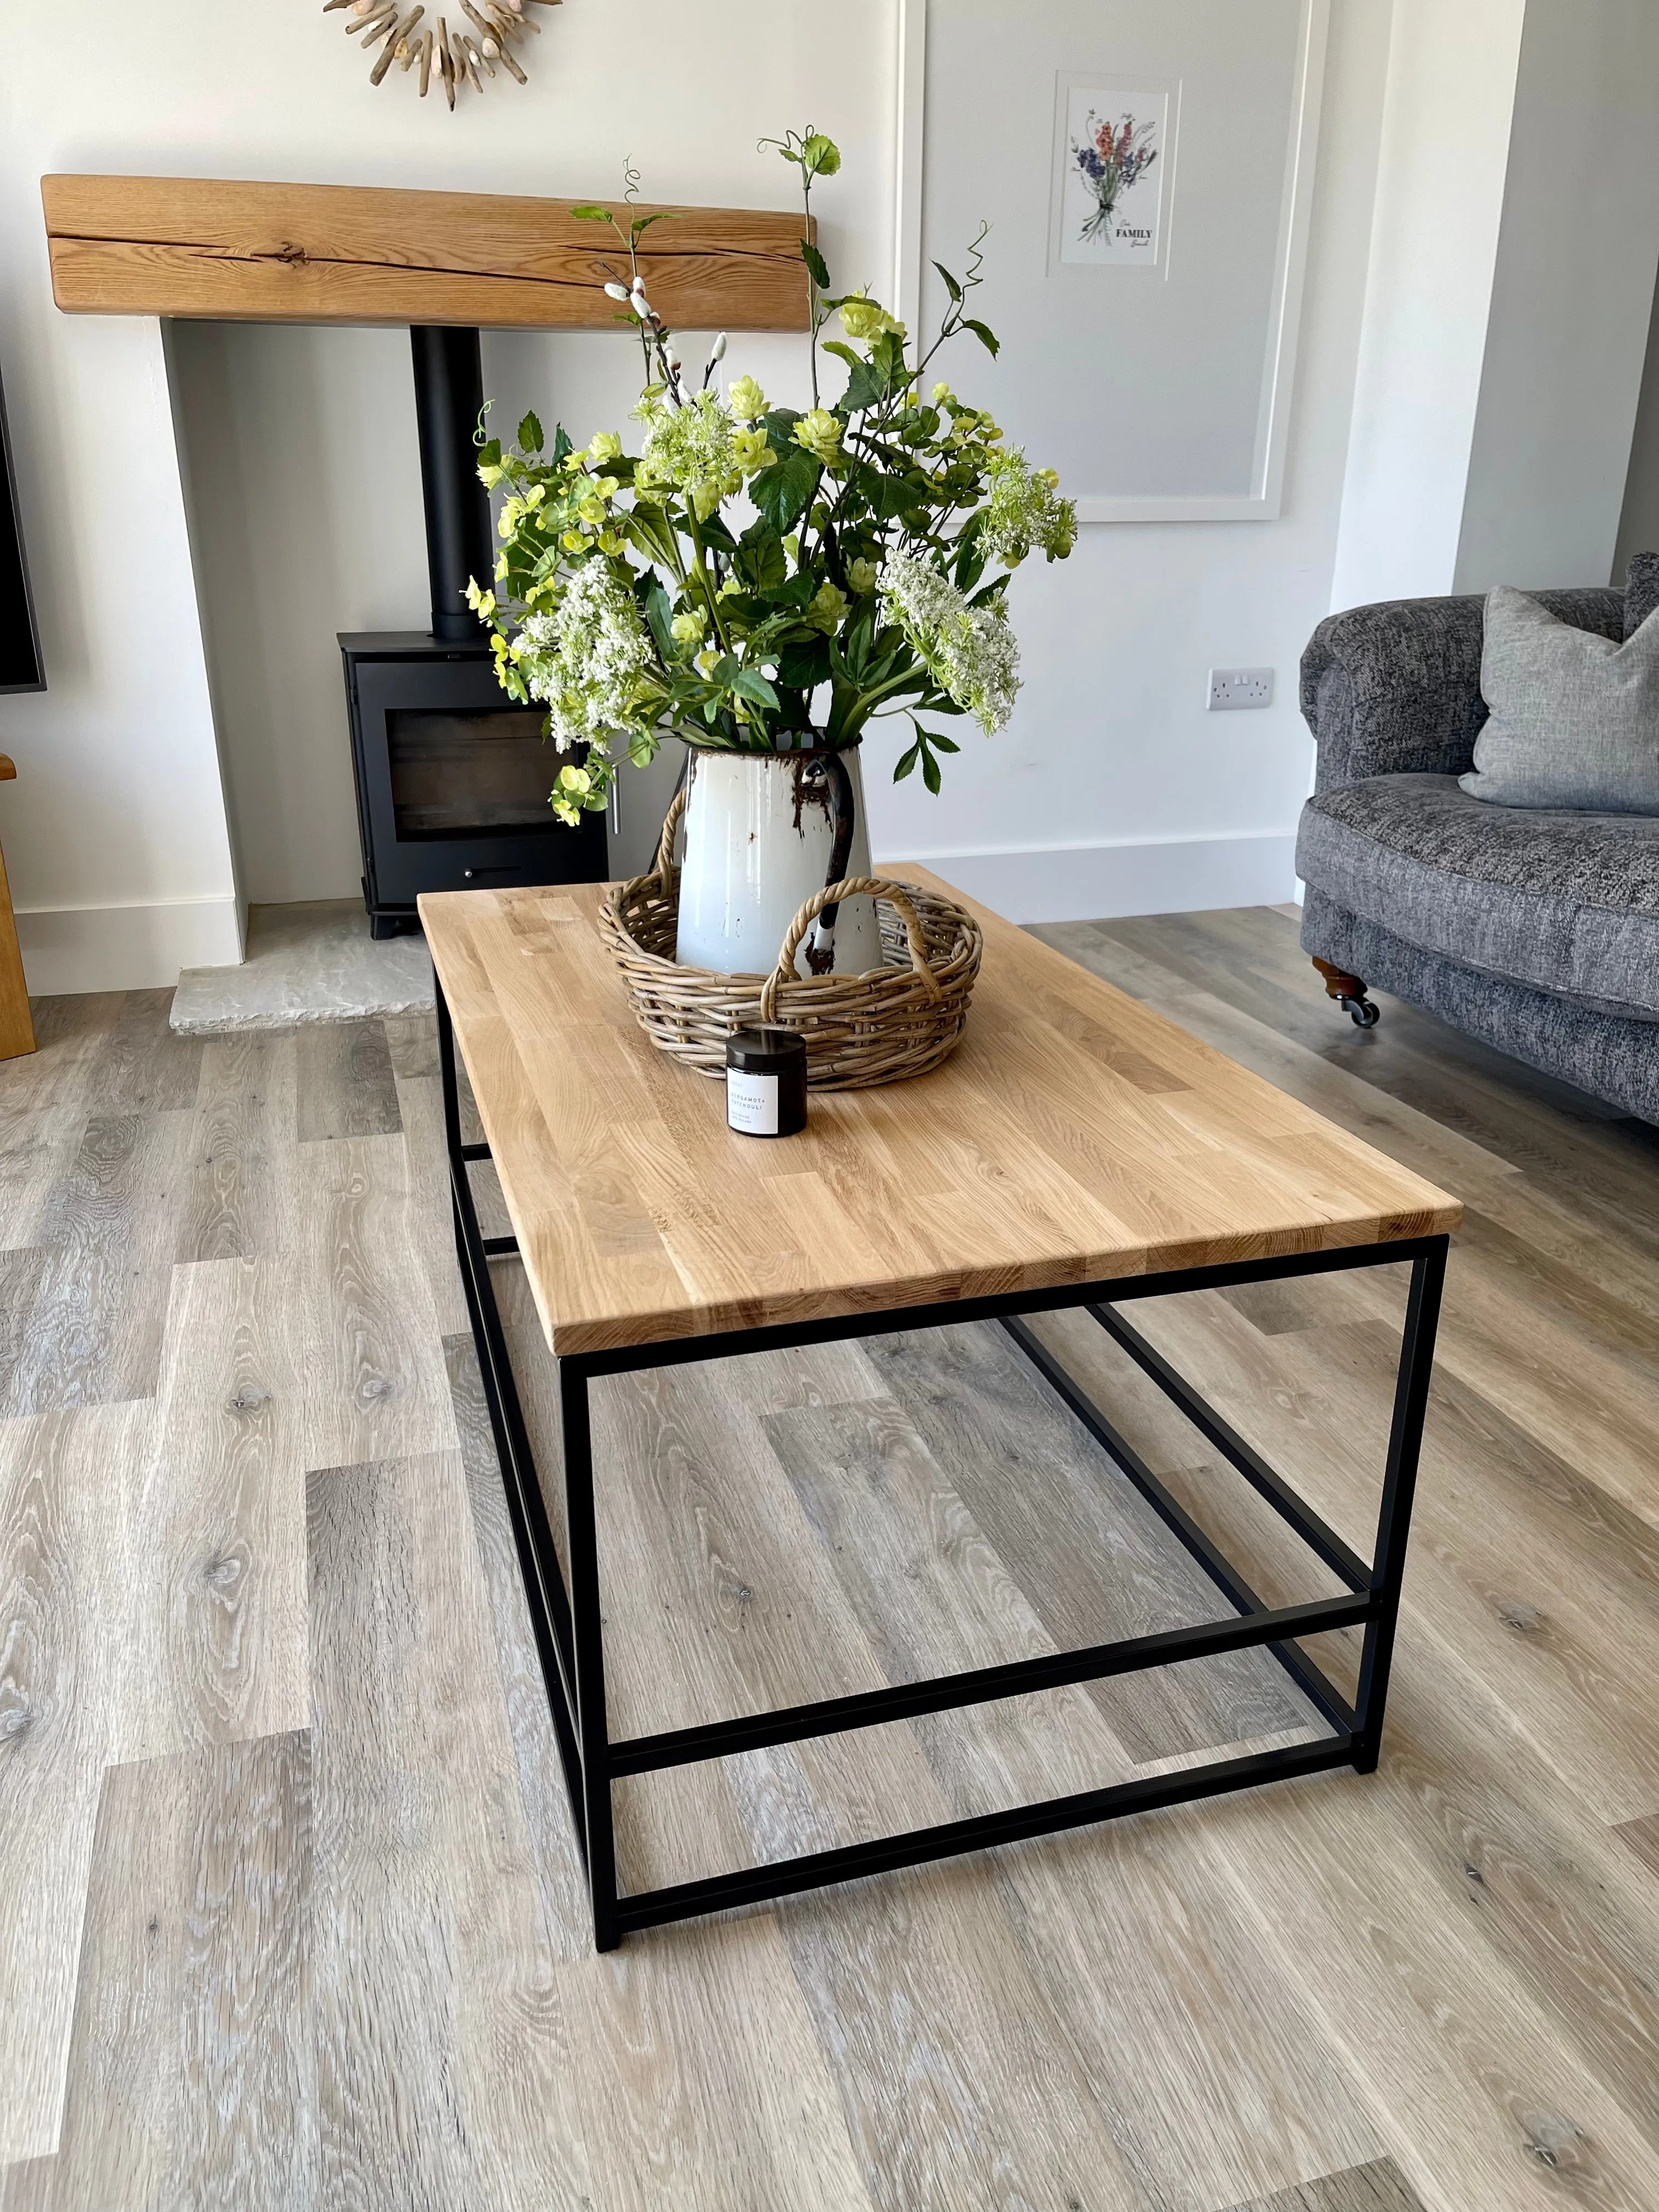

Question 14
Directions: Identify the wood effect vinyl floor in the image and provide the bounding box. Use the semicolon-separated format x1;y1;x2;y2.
1;914;1657;2211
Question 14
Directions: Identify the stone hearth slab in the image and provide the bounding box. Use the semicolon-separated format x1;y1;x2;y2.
171;900;433;1034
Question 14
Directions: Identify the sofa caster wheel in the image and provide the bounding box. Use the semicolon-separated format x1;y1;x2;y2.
1311;957;1380;1030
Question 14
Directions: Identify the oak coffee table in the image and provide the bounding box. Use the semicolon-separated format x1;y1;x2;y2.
421;872;1462;1953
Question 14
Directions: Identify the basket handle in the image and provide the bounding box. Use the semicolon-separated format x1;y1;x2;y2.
653;786;689;883
759;877;944;1023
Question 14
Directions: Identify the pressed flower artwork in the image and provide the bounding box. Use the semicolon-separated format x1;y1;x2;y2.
1057;84;1170;267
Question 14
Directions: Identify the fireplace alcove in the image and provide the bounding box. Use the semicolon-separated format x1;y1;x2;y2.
43;172;810;940
341;319;610;936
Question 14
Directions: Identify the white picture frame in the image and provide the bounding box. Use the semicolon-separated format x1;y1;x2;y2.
893;0;1330;524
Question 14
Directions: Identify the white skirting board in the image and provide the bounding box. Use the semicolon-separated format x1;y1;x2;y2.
15;895;243;996
880;831;1300;924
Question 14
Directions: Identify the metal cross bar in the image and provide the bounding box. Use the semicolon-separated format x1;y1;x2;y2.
1001;1314;1362;1737
610;1591;1374;1777
1086;1302;1372;1590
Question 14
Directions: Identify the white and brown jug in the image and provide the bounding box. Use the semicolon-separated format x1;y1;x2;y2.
673;742;883;977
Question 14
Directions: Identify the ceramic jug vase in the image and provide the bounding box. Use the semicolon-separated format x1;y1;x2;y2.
673;743;883;978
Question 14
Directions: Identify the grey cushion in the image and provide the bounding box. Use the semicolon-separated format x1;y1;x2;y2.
1300;588;1624;792
1462;585;1659;811
1300;890;1659;1125
1627;551;1659;639
1296;772;1659;1019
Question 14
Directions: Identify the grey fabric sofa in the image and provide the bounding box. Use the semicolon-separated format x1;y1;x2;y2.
1296;582;1659;1124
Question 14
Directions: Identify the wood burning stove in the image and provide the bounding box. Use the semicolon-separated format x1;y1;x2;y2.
341;325;605;937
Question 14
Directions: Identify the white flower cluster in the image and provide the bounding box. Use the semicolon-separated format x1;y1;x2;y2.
515;561;653;752
881;553;1021;735
980;449;1077;568
635;390;742;520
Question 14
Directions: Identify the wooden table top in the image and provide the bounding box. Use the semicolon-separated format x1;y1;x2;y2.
420;873;1462;1359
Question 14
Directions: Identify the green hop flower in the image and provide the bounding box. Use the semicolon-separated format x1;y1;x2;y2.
732;425;773;476
839;292;907;345
806;579;850;635
670;608;707;646
728;375;767;423
793;409;843;466
846;558;879;596
586;431;624;465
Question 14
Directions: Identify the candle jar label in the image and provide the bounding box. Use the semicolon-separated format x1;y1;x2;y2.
727;1068;781;1137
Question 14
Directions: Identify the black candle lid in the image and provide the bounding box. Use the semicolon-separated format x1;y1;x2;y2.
725;1026;807;1073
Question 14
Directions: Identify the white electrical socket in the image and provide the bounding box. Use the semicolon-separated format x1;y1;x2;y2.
1207;667;1275;712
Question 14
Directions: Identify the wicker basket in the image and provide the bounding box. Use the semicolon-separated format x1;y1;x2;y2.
597;790;983;1089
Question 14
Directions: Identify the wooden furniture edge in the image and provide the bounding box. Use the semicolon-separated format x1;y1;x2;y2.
0;756;36;1060
42;173;813;331
541;1216;1462;1358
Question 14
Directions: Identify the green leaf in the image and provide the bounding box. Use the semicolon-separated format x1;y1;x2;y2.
776;636;832;690
731;668;781;710
749;447;821;535
765;569;819;610
932;260;963;303
552;423;573;464
802;240;832;291
963;318;1001;357
630;211;676;236
517;410;544;453
921;744;943;795
839;353;890;415
893;741;921;782
737;532;787;594
871;472;929;520
926;729;961;753
624;501;678;566
640;578;674;661
570;205;613;222
802;133;841;177
476;437;503;470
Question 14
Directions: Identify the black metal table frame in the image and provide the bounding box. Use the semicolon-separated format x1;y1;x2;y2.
436;979;1447;1954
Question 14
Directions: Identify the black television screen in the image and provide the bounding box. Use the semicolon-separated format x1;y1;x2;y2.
0;362;43;695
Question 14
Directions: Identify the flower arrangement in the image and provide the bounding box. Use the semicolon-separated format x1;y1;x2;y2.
1071;111;1159;246
469;128;1076;826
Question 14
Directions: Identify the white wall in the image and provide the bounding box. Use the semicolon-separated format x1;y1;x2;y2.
1328;0;1527;610
1331;0;1659;614
0;0;898;984
876;0;1394;920
1454;0;1659;592
1614;267;1659;584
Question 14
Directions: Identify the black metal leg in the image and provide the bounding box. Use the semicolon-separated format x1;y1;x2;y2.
435;976;588;1839
557;1356;620;1951
433;951;1448;1950
1351;1242;1446;1770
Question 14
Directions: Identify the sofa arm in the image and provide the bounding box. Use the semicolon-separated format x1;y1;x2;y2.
1301;587;1624;792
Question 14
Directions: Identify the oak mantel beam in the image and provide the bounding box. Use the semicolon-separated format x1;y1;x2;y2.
42;173;812;332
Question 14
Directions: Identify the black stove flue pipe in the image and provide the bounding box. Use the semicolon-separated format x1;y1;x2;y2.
410;325;493;642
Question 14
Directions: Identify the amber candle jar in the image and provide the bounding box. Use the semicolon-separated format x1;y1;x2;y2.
724;1027;808;1138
